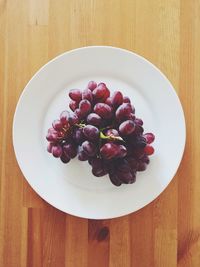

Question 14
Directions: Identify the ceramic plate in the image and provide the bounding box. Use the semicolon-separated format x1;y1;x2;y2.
13;46;186;219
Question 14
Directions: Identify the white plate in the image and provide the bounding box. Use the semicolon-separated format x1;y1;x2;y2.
13;46;186;219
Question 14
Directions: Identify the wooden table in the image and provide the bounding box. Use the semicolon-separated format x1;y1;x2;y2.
1;1;200;266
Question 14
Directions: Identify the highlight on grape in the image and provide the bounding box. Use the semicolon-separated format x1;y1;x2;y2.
46;81;155;186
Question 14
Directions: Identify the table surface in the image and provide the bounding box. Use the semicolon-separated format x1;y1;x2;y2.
1;1;200;266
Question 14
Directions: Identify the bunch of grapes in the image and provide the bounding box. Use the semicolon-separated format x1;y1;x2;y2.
46;81;155;186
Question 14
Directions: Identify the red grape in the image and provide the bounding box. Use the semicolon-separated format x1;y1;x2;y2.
52;145;63;158
69;100;78;111
115;103;133;121
47;142;54;153
46;132;59;142
87;113;102;127
143;133;155;144
128;113;136;121
52;120;63;131
123;96;131;103
111;91;123;107
83;125;100;141
60;110;70;126
100;143;119;159
69;89;82;102
87;81;97;91
92;83;110;101
119;120;135;135
144;145;154;155
82;88;93;102
93;103;112;119
135;118;143;126
105;97;112;106
79;99;91;115
68;113;79;126
74;108;82;119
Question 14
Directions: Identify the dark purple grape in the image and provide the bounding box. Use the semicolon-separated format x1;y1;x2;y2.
132;148;145;159
79;99;91;115
82;141;97;156
111;91;123;107
87;81;97;91
60;154;70;163
83;125;100;141
117;170;136;184
60;110;70;126
143;133;155;144
115;103;133;121
68;113;79;126
63;143;77;159
52;145;63;158
78;149;89;161
100;143;119;159
134;125;144;135
69;100;78;111
82;88;93;102
52;120;63;131
123;96;131;103
72;128;85;145
116;159;131;172
92;167;107;177
87;113;102;127
117;145;127;158
119;120;135;135
141;154;150;164
109;173;122;186
69;89;82;102
131;136;147;149
135;118;143;126
137;161;147;171
127;157;139;170
93;103;112;119
90;158;107;177
90;158;102;168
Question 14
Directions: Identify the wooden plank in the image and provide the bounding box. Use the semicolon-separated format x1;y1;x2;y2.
0;0;200;266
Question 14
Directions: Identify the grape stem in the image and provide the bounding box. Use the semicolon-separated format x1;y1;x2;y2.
76;123;125;142
100;132;124;142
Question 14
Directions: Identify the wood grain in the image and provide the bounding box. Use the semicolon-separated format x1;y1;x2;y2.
0;0;199;266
